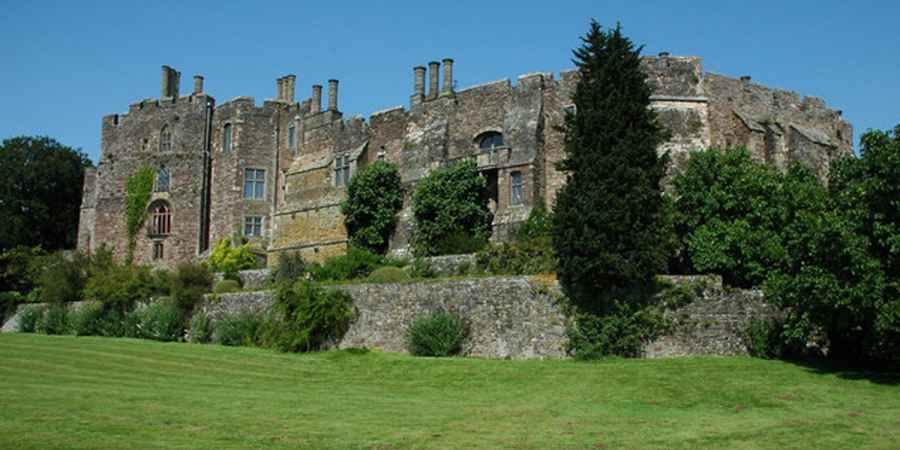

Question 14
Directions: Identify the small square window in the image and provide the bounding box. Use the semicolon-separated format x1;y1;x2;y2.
244;216;263;237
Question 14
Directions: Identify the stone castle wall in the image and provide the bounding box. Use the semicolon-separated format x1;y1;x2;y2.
77;53;853;266
197;275;772;359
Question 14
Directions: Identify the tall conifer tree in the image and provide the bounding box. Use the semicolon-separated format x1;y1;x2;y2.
553;21;671;304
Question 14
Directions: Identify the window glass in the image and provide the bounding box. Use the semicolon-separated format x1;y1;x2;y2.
151;202;171;235
160;126;172;152
223;124;233;152
334;156;351;187
288;125;296;152
244;216;263;237
477;131;504;150
244;169;265;199
510;171;524;205
154;167;170;193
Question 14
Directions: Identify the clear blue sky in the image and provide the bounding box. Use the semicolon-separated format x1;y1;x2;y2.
2;0;897;163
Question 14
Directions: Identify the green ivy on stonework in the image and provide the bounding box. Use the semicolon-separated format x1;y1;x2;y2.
124;167;155;263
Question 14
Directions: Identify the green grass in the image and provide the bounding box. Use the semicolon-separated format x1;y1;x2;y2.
1;334;899;449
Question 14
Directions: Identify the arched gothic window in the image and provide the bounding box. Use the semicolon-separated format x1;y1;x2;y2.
223;123;233;152
154;167;170;193
151;201;172;236
476;131;504;150
159;126;172;152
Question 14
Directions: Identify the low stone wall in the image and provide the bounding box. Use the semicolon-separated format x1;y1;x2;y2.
416;254;479;277
213;269;271;290
0;301;88;333
200;275;773;359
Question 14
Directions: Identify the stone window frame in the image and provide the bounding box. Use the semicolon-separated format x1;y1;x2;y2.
334;154;351;187
243;168;267;200
475;130;506;151
149;200;172;236
222;123;234;153
152;241;164;260
288;123;297;153
510;170;524;206
159;125;173;152
153;166;170;193
243;215;264;237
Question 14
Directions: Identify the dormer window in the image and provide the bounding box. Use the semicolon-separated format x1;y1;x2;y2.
477;131;504;151
159;126;172;152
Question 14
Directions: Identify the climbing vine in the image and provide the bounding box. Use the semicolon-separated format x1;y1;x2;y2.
124;166;155;263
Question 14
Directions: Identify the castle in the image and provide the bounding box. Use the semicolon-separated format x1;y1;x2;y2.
76;54;854;266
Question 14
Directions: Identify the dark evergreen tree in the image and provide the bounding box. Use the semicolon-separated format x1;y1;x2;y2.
552;21;671;305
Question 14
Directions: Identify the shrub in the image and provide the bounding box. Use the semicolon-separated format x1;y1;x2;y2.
215;311;263;346
189;312;213;344
270;252;306;286
432;230;488;256
97;308;140;338
0;246;47;294
307;247;385;282
84;263;156;308
260;280;355;352
341;161;405;254
17;305;42;333
552;22;672;306
208;238;258;274
68;301;104;336
408;258;436;279
36;303;69;335
476;236;556;275
36;252;85;304
134;300;183;342
213;279;241;294
411;160;493;257
405;311;467;357
366;266;410;284
171;263;213;312
516;205;554;242
565;302;667;359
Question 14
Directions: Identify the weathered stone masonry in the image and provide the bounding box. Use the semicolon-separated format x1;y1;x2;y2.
77;53;852;266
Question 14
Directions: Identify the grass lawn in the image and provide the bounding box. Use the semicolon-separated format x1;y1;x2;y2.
1;334;899;449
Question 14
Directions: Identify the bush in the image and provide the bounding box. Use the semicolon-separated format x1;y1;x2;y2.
259;280;355;352
565;302;666;359
432;230;488;256
208;238;258;274
307;247;385;282
0;246;47;294
213;279;241;294
408;258;436;279
84;263;156;308
516;205;554;242
96;308;140;338
405;311;467;357
134;300;183;342
189;312;213;344
37;253;85;304
215;311;263;346
17;305;42;333
341;161;405;254
68;301;104;336
270;252;306;286
366;266;410;284
36;303;69;335
411;160;493;257
476;236;556;275
171;263;213;312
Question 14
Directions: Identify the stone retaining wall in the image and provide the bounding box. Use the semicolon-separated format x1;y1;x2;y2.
200;275;773;359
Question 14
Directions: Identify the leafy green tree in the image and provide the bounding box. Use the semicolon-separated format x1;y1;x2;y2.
340;161;404;254
552;21;671;304
411;160;493;257
0;136;92;251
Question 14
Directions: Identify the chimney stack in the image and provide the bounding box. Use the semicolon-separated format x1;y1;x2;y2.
441;58;454;95
740;75;752;84
328;79;339;111
412;66;426;105
193;75;204;95
311;85;322;113
277;77;285;101
161;66;171;98
160;66;181;99
285;75;296;103
659;51;670;58
427;61;440;100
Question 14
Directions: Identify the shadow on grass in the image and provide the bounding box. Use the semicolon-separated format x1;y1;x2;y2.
789;357;900;386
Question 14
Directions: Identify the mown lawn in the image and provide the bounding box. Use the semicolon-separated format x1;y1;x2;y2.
1;334;898;449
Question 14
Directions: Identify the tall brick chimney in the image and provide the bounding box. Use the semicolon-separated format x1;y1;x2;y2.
412;66;426;105
285;75;296;103
441;58;454;95
277;77;285;101
427;61;440;100
193;75;204;95
311;84;322;113
328;79;339;111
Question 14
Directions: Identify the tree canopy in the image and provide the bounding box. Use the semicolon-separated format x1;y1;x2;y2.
0;136;92;251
